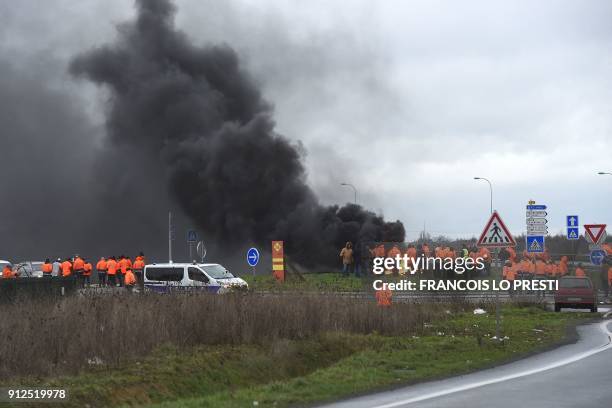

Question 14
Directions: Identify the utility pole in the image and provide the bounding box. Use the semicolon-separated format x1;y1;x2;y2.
168;211;173;264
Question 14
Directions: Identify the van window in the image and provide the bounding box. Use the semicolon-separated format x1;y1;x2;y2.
146;267;183;282
188;267;209;283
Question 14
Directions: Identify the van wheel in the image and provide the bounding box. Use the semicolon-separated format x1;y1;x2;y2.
554;304;561;312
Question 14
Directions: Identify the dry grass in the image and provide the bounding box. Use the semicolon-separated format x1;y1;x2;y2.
0;293;465;379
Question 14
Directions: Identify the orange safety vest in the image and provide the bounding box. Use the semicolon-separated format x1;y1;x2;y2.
73;257;84;271
125;270;136;286
133;259;145;270
106;260;118;275
96;259;108;271
608;267;612;284
61;261;72;277
2;267;15;279
119;258;132;274
83;263;92;276
575;267;585;277
42;263;53;274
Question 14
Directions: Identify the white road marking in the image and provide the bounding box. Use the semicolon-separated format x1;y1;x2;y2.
373;320;612;408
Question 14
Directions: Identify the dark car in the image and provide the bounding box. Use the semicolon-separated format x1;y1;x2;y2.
555;276;597;313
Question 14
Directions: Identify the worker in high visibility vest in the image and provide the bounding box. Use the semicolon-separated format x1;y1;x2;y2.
73;255;85;286
83;259;93;286
118;255;132;287
575;263;586;277
42;259;53;278
2;265;17;279
61;258;73;277
106;256;118;287
132;257;145;285
124;268;136;292
96;257;108;286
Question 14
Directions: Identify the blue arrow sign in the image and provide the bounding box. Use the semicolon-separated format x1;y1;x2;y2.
187;230;197;243
247;247;260;267
526;235;545;253
567;227;579;240
566;215;579;227
590;249;606;266
526;205;547;210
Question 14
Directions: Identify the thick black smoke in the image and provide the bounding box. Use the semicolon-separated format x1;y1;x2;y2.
70;0;404;267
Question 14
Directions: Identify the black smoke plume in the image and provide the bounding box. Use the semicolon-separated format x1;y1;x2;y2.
70;0;404;267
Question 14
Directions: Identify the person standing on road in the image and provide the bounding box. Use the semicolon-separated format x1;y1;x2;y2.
339;242;354;277
96;257;108;286
73;255;85;286
83;259;93;287
124;268;136;293
2;264;17;279
106;256;118;287
52;258;62;277
42;259;53;278
61;258;73;277
132;256;145;285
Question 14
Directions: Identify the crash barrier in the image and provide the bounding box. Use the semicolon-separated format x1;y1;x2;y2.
0;277;78;303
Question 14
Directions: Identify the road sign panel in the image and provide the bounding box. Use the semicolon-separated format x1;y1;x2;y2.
477;211;516;247
526;218;548;225
566;227;579;240
590;249;606;266
566;215;579;227
584;224;607;244
526;235;545;253
526;210;547;217
247;247;260;267
526;205;547;210
187;230;197;243
527;225;548;235
589;243;603;251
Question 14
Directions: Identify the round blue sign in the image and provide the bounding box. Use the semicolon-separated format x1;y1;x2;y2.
590;249;606;266
247;248;260;267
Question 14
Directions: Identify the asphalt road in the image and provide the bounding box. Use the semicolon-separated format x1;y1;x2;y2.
321;312;612;408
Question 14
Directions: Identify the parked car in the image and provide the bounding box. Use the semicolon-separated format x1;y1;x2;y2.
555;276;597;313
14;261;44;278
144;263;248;293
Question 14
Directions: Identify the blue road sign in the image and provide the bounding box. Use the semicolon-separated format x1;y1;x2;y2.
566;215;579;227
567;227;579;240
590;249;606;266
247;247;260;267
526;205;547;210
187;230;197;243
526;235;545;253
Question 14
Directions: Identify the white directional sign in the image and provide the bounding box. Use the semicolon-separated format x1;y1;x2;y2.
527;225;548;233
526;218;548;225
478;211;516;248
526;210;547;217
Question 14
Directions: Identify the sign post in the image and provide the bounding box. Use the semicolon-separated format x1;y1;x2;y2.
526;203;547;254
477;211;516;341
272;241;285;282
187;230;197;261
566;215;579;240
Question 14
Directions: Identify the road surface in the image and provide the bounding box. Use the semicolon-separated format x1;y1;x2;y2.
321;312;612;408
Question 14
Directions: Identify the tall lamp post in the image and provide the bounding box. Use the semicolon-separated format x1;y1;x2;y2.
598;171;612;176
474;177;493;214
340;183;357;205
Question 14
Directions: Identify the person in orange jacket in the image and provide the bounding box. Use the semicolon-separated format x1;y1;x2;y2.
118;255;132;287
61;258;73;277
96;257;108;286
2;265;17;279
73;255;85;286
41;259;53;278
575;263;586;277
106;256;118;287
132;256;145;285
83;259;93;286
124;268;136;292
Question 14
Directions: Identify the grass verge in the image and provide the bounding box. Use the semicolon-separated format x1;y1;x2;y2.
2;306;590;408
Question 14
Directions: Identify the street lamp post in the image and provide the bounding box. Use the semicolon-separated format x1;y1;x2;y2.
474;177;493;214
340;183;357;205
598;171;612;176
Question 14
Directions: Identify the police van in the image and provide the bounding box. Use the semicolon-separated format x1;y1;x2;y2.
143;263;248;294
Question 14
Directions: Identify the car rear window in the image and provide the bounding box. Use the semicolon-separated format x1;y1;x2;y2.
145;267;183;282
559;278;592;289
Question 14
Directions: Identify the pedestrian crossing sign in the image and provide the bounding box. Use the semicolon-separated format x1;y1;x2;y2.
526;235;545;253
567;227;579;240
477;211;516;248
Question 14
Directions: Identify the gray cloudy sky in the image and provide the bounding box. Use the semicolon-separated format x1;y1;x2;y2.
2;0;611;241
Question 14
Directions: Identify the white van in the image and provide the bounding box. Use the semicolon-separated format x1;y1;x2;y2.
144;263;248;294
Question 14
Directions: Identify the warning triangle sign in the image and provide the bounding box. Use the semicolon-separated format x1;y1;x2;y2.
477;211;516;248
529;239;542;252
584;224;606;244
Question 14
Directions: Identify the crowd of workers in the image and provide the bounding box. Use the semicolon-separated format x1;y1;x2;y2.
1;253;147;291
